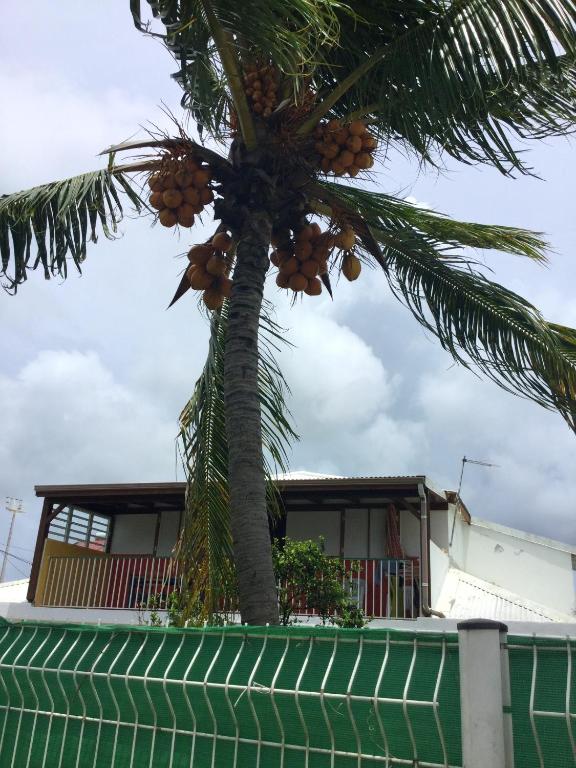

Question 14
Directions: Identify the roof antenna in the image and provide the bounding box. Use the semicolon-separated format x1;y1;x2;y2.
449;456;499;546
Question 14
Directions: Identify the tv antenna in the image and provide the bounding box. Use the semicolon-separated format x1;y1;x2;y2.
449;456;499;546
1;498;24;583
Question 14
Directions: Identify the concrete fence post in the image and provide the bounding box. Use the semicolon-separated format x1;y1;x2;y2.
457;619;514;768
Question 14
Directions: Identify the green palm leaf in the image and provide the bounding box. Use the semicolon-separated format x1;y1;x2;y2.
316;181;576;431
178;299;297;616
0;169;143;292
309;0;576;171
131;0;346;140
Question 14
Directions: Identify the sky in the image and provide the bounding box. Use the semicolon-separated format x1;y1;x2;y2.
0;3;575;581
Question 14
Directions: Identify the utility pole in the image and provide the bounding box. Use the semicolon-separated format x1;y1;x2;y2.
1;497;23;583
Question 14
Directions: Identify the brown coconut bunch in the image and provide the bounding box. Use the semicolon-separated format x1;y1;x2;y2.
243;62;279;119
315;119;377;177
272;221;333;297
148;154;215;229
186;238;235;308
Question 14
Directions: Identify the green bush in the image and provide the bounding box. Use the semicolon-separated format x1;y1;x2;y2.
272;537;367;627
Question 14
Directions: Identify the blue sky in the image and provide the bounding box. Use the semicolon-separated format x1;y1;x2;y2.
1;2;575;580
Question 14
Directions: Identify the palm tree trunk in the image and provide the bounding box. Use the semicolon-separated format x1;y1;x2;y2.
224;208;279;625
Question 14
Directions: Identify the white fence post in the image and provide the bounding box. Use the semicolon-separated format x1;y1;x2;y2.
457;619;514;768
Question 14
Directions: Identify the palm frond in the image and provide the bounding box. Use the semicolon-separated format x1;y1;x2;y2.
178;299;297;616
318;181;576;431
314;181;549;261
312;0;576;172
131;0;347;137
0;169;143;292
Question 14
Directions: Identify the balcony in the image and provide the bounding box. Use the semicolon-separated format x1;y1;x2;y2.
35;551;419;619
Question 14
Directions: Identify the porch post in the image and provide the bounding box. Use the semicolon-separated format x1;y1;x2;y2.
27;498;52;603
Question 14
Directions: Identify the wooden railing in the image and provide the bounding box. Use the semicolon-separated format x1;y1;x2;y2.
38;554;420;618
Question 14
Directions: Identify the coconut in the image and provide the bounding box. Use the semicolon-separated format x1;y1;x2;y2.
193;168;211;187
270;251;282;267
185;158;199;173
159;208;178;227
276;249;293;262
212;232;232;252
162;189;184;209
289;273;308;292
348;120;367;137
331;162;345;176
276;272;290;289
186;264;197;284
347;166;360;177
318;259;329;276
323;143;340;160
148;174;164;192
188;245;214;265
342;253;362;281
279;256;299;276
346;135;363;154
334;128;349;146
182;187;200;206
362;135;378;151
190;268;215;291
311;246;330;262
338;150;355;168
305;277;323;296
355;152;372;170
218;276;233;298
326;119;342;132
161;173;177;190
320;157;332;173
206;255;228;276
294;242;313;261
300;260;320;279
203;288;224;311
197;189;212;206
177;203;196;226
149;192;164;210
335;228;356;250
296;225;314;242
310;222;322;238
175;170;194;188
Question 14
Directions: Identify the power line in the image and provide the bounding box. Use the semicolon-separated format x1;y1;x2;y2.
3;559;29;579
0;548;31;566
0;543;33;554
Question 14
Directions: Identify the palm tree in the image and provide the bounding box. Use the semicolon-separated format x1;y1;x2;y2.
2;0;576;625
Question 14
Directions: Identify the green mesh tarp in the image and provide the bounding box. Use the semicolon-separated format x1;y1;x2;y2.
0;621;462;768
508;634;576;768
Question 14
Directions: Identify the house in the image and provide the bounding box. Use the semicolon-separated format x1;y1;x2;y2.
2;472;574;624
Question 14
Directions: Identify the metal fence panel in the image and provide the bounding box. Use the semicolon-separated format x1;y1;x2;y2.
0;621;462;768
508;634;576;768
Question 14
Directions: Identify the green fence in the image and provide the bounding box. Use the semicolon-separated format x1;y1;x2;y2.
508;634;576;768
0;620;462;768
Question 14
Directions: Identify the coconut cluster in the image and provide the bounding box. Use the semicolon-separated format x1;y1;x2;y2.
186;232;233;310
314;120;377;177
243;63;279;118
271;223;329;296
148;157;214;229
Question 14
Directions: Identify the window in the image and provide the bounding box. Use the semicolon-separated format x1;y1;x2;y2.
48;505;110;551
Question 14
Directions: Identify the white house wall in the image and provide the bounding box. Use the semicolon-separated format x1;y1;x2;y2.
429;540;450;609
450;516;574;615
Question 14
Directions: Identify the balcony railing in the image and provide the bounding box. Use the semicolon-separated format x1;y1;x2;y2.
37;554;419;618
41;554;183;610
